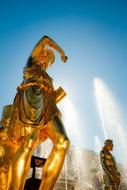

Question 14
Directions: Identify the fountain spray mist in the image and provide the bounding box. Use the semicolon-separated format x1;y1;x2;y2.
94;135;102;154
94;135;104;189
94;78;127;164
60;99;93;189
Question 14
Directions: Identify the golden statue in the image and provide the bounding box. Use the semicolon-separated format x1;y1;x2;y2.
100;139;121;190
0;36;70;190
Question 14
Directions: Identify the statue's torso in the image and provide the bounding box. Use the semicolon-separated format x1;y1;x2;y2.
7;62;59;141
100;149;119;189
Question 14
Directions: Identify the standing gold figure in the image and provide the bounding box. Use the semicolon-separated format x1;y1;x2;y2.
0;36;70;190
100;139;121;190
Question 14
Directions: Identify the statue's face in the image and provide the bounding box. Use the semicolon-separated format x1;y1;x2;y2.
107;142;113;151
38;49;54;70
38;52;50;69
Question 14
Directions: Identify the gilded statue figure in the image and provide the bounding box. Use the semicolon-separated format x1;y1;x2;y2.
100;139;121;190
0;36;70;190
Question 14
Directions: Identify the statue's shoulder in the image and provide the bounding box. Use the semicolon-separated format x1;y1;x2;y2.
100;149;107;158
24;57;52;82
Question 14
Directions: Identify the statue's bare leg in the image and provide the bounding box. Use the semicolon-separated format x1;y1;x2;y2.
7;133;38;190
39;115;70;190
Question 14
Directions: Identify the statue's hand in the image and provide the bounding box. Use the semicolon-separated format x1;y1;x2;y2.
61;52;68;63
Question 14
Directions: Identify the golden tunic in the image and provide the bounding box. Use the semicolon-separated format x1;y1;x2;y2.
100;149;121;190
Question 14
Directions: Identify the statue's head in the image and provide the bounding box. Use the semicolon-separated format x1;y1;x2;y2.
104;139;113;151
38;48;55;70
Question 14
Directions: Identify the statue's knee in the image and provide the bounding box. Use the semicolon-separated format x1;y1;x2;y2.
56;137;70;151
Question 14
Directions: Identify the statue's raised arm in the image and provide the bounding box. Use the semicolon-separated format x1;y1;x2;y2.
31;35;67;64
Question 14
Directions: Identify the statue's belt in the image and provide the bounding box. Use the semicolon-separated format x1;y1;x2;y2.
17;82;53;93
17;81;66;104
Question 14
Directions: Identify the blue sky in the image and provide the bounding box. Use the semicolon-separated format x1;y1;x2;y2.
0;0;127;163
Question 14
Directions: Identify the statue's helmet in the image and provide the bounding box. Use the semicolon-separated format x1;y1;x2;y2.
104;139;113;146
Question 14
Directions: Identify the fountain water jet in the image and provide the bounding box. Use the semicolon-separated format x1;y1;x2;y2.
61;99;91;189
94;78;127;164
59;98;84;145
